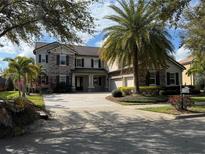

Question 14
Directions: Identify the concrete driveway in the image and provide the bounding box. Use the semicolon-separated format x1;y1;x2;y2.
44;92;118;109
0;93;205;154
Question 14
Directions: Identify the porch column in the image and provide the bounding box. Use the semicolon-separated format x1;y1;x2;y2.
88;74;94;91
105;75;109;91
72;73;76;91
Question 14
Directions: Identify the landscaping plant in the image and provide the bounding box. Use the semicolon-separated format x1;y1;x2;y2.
0;97;43;138
168;95;193;111
100;0;174;94
112;89;123;97
118;86;160;96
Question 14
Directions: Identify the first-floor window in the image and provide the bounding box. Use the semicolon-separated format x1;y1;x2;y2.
149;72;156;85
40;75;48;84
41;76;46;84
169;73;176;85
59;75;66;83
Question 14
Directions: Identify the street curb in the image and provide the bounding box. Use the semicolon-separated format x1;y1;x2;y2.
175;113;205;119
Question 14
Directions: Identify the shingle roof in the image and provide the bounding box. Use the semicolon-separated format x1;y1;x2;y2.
35;42;48;48
73;46;100;56
34;42;100;56
179;55;193;65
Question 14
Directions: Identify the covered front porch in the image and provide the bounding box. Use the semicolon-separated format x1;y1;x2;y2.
72;71;108;92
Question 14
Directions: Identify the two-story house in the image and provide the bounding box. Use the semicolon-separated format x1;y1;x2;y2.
33;42;108;92
33;42;185;92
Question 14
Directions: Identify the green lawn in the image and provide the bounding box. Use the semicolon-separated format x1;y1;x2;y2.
119;94;168;104
140;105;205;115
0;91;44;108
191;96;205;102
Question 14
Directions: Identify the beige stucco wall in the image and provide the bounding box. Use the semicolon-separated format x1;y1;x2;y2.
182;63;194;85
109;60;183;91
165;61;183;86
106;60;119;72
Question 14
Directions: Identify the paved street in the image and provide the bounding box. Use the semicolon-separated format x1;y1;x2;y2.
0;93;205;154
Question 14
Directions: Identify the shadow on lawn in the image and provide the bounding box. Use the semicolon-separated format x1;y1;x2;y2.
0;110;205;154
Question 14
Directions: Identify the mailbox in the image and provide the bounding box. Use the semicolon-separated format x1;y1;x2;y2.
181;87;190;94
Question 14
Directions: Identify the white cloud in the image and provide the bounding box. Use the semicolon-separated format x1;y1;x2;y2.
190;0;200;7
175;45;191;61
0;37;35;57
0;37;35;69
0;38;18;55
0;0;117;62
17;42;35;58
95;40;103;47
78;0;118;44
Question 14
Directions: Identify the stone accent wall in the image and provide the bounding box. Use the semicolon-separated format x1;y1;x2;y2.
47;53;75;87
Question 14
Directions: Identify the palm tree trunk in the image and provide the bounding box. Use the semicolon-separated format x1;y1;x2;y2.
18;74;21;97
22;76;27;97
133;49;140;94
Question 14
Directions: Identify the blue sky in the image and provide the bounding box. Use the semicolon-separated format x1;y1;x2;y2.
0;0;199;70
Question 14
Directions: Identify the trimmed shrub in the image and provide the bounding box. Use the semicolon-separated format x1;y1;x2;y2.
168;95;193;110
112;89;123;97
54;82;71;93
140;86;160;96
118;86;160;96
118;87;134;96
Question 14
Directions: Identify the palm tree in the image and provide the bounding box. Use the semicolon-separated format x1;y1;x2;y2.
34;64;45;94
3;56;38;97
100;0;174;93
187;52;205;87
187;53;205;76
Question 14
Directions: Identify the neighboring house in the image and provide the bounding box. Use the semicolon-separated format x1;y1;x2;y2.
33;42;185;92
179;56;194;85
0;75;6;91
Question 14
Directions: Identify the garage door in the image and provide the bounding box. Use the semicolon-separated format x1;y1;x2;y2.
125;77;134;87
110;79;122;91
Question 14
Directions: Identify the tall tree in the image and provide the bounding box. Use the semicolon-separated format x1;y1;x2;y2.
100;0;174;93
187;52;205;87
182;1;205;54
0;0;96;45
151;0;191;24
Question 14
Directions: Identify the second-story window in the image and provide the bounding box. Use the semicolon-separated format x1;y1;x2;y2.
38;54;48;63
76;58;84;67
94;59;99;68
60;54;66;65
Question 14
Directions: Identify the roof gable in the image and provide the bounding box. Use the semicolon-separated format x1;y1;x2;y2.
33;42;100;56
168;57;186;70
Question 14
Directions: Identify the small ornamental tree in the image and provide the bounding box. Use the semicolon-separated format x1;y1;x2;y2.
168;95;193;111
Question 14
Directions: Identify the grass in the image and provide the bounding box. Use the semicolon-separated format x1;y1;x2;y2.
191;96;205;102
106;94;168;105
0;91;45;108
119;94;168;103
140;105;205;115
